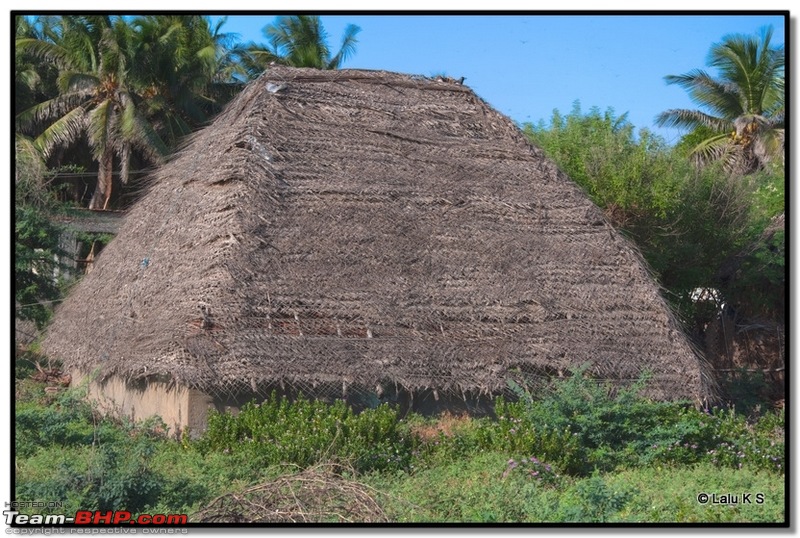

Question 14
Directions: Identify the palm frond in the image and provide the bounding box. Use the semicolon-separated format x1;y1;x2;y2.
688;132;731;165
119;96;168;162
234;43;283;77
708;27;784;116
15;133;54;208
15;133;47;183
57;70;99;94
16;68;40;92
87;98;116;159
194;43;218;69
209;16;240;51
655;109;731;133
15;37;75;70
753;128;784;167
328;24;360;69
16;93;89;134
119;141;131;185
249;44;282;63
665;70;743;118
33;106;86;159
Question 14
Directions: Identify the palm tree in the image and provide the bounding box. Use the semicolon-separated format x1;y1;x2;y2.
16;16;168;209
656;26;784;175
243;15;360;75
130;15;244;146
15;16;61;115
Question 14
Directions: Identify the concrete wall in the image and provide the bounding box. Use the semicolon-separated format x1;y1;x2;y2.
71;370;215;438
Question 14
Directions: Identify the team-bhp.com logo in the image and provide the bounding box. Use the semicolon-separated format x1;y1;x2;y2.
4;509;188;526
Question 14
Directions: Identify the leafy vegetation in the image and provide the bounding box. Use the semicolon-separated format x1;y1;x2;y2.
196;393;411;473
15;364;785;523
15;132;69;328
523;100;783;338
15;206;66;328
244;15;361;71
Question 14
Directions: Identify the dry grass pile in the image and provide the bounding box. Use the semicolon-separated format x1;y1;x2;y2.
193;463;389;523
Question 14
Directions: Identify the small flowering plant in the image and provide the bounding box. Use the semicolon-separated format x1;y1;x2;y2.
502;455;560;487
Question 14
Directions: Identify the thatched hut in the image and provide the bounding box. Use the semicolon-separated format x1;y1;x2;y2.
41;67;714;434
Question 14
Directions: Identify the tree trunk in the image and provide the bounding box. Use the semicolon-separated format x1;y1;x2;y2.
120;142;130;185
88;148;114;210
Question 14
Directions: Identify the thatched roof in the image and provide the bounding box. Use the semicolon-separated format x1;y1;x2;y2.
41;67;713;402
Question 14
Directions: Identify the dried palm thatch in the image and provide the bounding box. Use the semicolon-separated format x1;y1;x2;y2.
41;67;714;403
193;463;389;523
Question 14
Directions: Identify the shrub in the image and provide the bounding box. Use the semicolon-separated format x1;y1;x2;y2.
488;368;784;476
699;407;784;473
630;403;783;473
498;366;680;474
483;399;582;474
17;438;165;514
195;393;413;473
503;455;561;487
15;389;128;457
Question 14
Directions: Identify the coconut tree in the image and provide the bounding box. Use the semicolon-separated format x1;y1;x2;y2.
130;15;244;145
241;15;360;76
16;15;168;209
656;26;784;175
15;16;45;114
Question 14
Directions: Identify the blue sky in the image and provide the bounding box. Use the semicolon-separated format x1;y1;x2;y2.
212;13;786;145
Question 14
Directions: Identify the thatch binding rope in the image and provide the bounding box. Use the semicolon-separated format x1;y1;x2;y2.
41;67;715;403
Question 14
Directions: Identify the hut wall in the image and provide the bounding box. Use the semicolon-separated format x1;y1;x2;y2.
71;370;215;437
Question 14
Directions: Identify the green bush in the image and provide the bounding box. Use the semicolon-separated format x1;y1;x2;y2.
15;385;179;515
15;388;130;458
497;367;680;474
15;371;784;522
15;204;69;328
195;393;413;473
17;438;165;514
615;401;783;473
483;399;582;474
482;369;784;476
502;455;561;487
